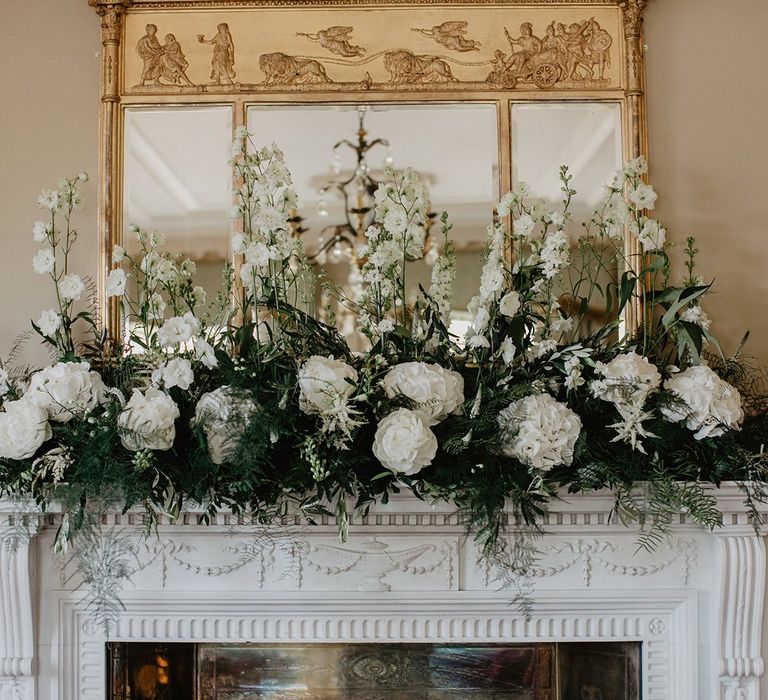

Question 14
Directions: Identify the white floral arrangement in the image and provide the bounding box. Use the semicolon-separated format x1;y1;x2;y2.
1;135;766;600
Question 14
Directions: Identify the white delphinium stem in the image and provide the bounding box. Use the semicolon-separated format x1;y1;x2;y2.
426;212;456;329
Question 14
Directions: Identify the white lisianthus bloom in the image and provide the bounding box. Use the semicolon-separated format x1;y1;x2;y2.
156;312;201;348
499;291;521;318
155;357;194;391
661;365;743;440
59;274;85;301
111;245;126;263
194;337;218;369
193;386;258;464
298;356;358;415
628;183;657;210
32;221;48;242
36;308;61;337
37;189;60;211
497;393;582;471
513;213;535;238
382;362;464;426
680;305;712;331
372;408;438;476
0;398;52;460
32;248;55;275
513;182;530;198
590;352;662;407
637;219;666;251
27;361;106;423
118;388;179;452
106;268;127;297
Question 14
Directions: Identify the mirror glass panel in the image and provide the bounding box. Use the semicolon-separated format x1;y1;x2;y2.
123;106;233;311
512;102;623;330
247;103;498;335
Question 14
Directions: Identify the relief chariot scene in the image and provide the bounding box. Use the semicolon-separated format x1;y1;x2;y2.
123;7;622;94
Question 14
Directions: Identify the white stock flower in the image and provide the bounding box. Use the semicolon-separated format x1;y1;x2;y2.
680;305;712;331
637;219;666;251
372;408;438;476
499;291;521;319
628;183;657;210
37;308;61;337
32;221;48;242
156;312;200;347
37;189;60;211
194;337;218;369
32;248;55;275
661;365;743;440
539;230;570;279
106;268;127;297
117;388;179;451
112;245;126;263
27;361;106;423
590;352;662;407
194;386;259;464
381;362;464;426
154;357;194;391
513;214;535;238
0;398;52;460
59;274;85;301
497;393;582;471
298;356;358;415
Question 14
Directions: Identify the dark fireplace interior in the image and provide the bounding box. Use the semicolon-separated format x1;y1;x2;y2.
107;641;640;699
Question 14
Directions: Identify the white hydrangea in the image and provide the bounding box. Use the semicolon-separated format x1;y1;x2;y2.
497;393;582;471
59;274;85;301
156;312;201;348
106;268;127;297
37;308;61;338
298;356;358;415
193;386;258;464
590;352;662;407
0;398;52;460
661;365;743;440
381;362;464;426
117;388;180;451
27;361;106;423
372;408;438;476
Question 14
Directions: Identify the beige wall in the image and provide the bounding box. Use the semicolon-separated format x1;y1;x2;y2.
1;0;767;365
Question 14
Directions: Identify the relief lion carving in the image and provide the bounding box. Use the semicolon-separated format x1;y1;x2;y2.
259;52;332;85
383;50;457;84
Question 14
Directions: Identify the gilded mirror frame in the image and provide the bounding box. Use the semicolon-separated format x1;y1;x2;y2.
88;0;650;339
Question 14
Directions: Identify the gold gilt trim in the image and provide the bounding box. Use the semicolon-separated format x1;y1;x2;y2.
128;1;626;7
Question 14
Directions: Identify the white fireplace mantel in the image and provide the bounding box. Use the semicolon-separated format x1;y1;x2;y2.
0;483;766;700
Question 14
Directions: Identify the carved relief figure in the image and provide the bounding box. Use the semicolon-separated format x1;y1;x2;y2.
383;50;457;84
259;52;332;85
411;21;481;52
198;23;235;85
296;26;366;57
160;34;194;87
136;24;163;86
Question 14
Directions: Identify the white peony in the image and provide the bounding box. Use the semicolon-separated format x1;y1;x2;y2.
153;357;194;390
497;393;582;471
117;388;179;451
32;248;55;275
36;308;61;337
661;365;743;440
27;361;106;422
298;356;358;415
59;274;85;301
193;386;258;464
106;268;127;297
499;291;521;318
0;398;52;460
590;352;662;406
372;408;438;476
381;362;464;426
156;312;200;348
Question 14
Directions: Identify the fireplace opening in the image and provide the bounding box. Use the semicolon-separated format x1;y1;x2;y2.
107;641;640;699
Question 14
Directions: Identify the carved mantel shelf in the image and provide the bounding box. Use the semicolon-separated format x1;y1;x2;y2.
0;483;765;700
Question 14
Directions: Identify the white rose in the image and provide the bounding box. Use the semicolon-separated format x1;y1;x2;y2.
499;291;521;318
661;365;743;439
590;352;662;407
32;248;55;275
381;362;464;426
117;388;179;451
372;408;438;476
156;312;200;347
155;357;194;390
298;356;358;415
497;393;582;471
106;268;127;297
27;361;106;423
36;308;61;337
59;274;85;301
0;398;52;460
193;386;259;464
